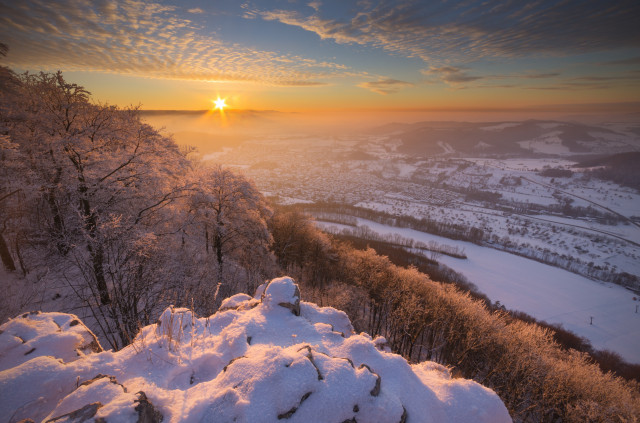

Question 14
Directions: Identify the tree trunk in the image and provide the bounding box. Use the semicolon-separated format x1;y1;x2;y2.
47;165;68;254
47;189;68;254
213;215;224;279
0;232;16;271
214;230;223;277
205;223;209;253
14;235;27;276
91;242;110;305
79;186;110;305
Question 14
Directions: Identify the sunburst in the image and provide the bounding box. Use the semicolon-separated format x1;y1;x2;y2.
213;97;226;111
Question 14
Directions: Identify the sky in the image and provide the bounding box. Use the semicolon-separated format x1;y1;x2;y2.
1;0;639;113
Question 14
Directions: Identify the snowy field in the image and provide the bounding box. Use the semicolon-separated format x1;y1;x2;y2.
315;218;640;364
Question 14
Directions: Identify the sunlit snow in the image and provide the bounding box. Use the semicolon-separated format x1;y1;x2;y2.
0;277;511;423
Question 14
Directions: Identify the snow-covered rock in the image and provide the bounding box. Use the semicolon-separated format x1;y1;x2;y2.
0;310;102;372
261;276;301;316
0;277;511;423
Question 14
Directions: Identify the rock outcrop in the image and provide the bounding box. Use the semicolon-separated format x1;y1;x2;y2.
0;277;511;423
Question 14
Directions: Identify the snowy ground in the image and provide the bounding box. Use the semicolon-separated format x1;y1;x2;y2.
216;133;640;279
0;277;510;423
315;219;640;364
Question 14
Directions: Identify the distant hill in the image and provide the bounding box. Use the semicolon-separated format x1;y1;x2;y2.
139;109;282;117
576;152;640;191
575;151;640;168
372;120;639;157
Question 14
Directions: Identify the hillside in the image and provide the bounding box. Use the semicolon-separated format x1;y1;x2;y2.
2;69;639;423
375;120;640;157
576;152;640;190
0;277;511;423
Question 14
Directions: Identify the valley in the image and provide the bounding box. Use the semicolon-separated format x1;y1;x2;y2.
197;118;640;362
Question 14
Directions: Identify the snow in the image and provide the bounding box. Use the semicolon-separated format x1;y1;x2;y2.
202;147;233;161
438;248;640;364
517;132;572;155
464;157;577;171
480;123;520;131
498;190;558;206
315;218;640;364
345;163;640;282
530;213;640;244
437;141;455;154
0;311;102;372
220;293;259;311
276;196;315;205
395;163;418;178
0;277;511;423
262;276;300;306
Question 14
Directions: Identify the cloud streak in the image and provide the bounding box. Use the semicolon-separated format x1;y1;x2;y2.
358;78;413;94
423;67;483;85
257;0;640;63
0;0;362;86
2;0;637;98
603;56;640;66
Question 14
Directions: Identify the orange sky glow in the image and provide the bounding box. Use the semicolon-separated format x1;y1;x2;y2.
1;1;638;115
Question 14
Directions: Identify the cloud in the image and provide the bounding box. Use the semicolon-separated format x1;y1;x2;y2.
260;10;369;45
522;73;560;79
307;1;321;12
273;80;328;87
526;83;613;91
0;0;363;86
602;56;640;66
571;75;638;82
516;72;640;90
423;67;483;86
187;8;204;14
422;67;570;88
358;78;413;94
257;0;640;63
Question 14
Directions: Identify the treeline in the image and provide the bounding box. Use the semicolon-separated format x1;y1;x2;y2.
283;202;640;292
539;168;574;178
269;210;640;422
315;215;467;258
0;65;275;349
331;232;489;304
334;232;640;383
577;152;640;191
502;199;623;224
298;201;487;242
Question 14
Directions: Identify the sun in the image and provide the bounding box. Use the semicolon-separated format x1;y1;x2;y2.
213;97;227;111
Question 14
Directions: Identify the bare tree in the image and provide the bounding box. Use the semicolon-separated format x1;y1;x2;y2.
1;71;191;348
188;165;272;298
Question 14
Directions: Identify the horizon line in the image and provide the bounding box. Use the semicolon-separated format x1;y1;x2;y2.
139;102;640;114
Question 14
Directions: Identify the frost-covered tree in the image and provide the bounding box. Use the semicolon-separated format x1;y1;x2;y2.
0;70;191;348
0;45;23;273
187;165;272;299
0;67;280;347
0;135;22;273
269;212;333;276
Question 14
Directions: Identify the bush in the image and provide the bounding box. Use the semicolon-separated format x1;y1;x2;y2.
271;210;640;422
539;168;574;178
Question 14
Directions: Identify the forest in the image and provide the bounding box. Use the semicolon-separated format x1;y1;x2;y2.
1;62;639;422
0;66;274;349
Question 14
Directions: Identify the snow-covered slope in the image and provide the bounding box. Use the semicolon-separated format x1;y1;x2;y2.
0;277;511;423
